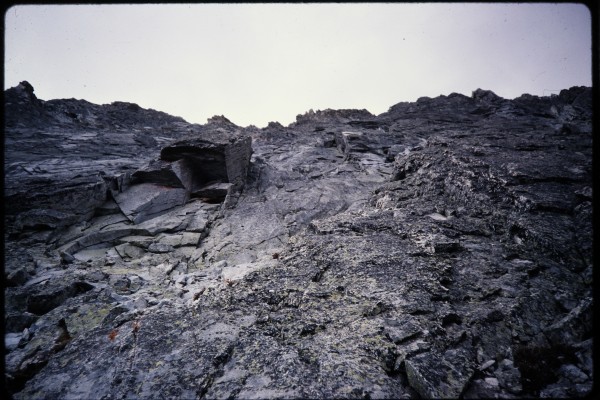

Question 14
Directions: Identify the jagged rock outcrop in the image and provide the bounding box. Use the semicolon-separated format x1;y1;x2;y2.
4;82;593;399
160;129;252;196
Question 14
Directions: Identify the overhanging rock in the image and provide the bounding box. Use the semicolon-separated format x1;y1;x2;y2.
113;129;252;223
131;159;194;190
160;129;252;195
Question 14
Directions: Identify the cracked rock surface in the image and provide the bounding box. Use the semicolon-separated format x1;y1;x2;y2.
4;81;593;398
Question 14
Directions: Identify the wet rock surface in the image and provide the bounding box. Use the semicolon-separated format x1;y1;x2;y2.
4;81;593;398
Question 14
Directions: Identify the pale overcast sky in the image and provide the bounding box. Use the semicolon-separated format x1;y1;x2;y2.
4;3;592;127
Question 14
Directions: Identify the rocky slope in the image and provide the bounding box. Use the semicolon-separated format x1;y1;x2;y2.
3;81;594;398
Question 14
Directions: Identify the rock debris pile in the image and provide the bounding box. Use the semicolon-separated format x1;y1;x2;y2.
4;81;593;398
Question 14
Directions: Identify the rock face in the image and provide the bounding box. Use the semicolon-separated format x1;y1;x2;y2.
4;81;593;399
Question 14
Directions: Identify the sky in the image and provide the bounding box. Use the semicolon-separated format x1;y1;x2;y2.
4;3;593;128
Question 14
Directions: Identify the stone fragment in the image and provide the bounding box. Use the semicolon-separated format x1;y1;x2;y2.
26;281;94;316
428;212;449;221
484;377;499;387
383;318;422;344
73;246;111;262
192;182;232;200
558;364;588;384
180;232;201;247
545;297;592;346
148;243;174;254
132;158;194;190
5;333;23;352
6;267;30;287
59;227;150;255
496;358;522;394
479;359;496;371
114;243;146;259
113;183;189;224
405;349;475;399
136;211;191;235
117;235;154;249
186;212;209;232
156;234;183;248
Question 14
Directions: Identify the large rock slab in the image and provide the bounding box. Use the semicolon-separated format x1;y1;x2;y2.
112;183;189;224
6;174;108;230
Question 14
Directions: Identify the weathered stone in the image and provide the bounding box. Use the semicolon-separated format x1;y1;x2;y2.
132;158;194;189
405;349;475;399
192;182;232;200
94;198;122;216
160;130;252;192
545;297;593;347
186;212;209;232
155;233;183;248
148;242;174;253
136;212;190;235
59;227;151;255
496;359;523;394
6;267;30;287
26;281;94;316
5;333;24;352
114;243;146;259
6;175;108;230
383;318;422;344
117;235;154;249
14;209;79;231
180;232;201;247
113;183;189;224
